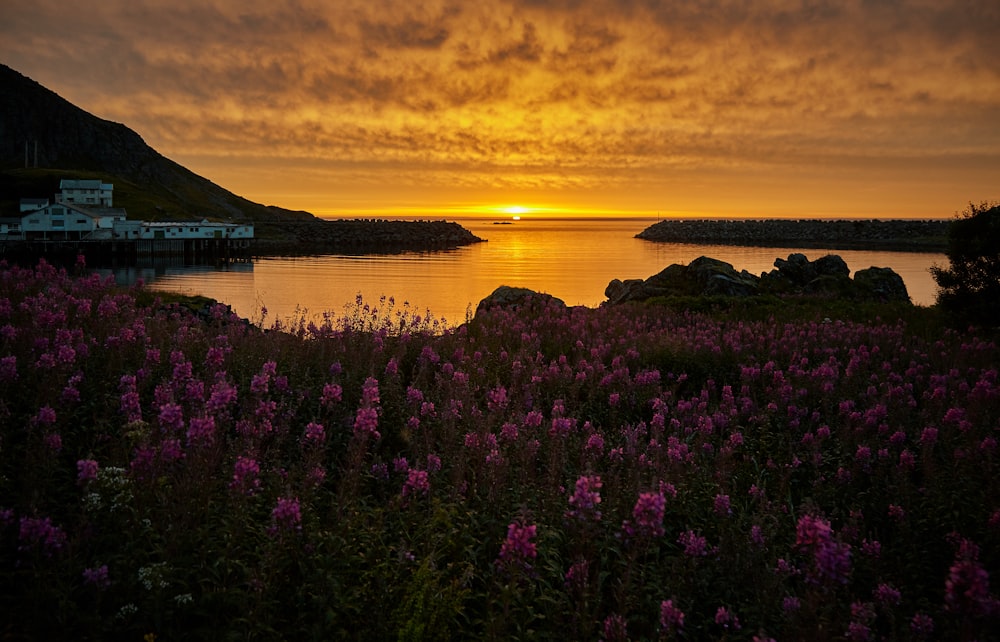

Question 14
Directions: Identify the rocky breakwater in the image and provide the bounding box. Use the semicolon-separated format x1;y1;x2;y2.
605;253;910;304
636;219;948;251
253;219;485;255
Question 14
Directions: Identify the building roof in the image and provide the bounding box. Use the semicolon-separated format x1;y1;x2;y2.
22;202;98;219
141;221;248;228
59;179;112;190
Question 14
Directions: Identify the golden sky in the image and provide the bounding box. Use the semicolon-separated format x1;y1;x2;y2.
2;0;998;218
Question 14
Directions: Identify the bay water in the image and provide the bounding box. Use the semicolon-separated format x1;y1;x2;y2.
109;218;946;327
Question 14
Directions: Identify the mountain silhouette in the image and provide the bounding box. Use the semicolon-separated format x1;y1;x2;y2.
0;63;314;223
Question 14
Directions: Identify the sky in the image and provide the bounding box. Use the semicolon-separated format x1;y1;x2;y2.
2;0;999;219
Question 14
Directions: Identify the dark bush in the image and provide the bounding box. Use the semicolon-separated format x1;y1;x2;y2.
931;201;1000;327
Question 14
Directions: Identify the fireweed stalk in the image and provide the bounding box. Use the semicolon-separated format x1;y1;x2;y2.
0;260;998;639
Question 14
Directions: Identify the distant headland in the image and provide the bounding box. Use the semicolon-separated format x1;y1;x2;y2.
252;219;484;255
636;218;949;252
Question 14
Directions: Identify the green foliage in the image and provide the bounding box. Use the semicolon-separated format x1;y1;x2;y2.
931;201;1000;327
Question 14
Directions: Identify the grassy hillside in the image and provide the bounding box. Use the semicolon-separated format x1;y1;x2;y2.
1;64;315;228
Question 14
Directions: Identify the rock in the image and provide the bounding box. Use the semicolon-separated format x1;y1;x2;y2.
687;256;760;296
813;254;851;279
853;267;910;303
476;286;566;313
604;256;760;303
605;278;647;304
771;253;815;286
604;254;912;305
762;253;851;292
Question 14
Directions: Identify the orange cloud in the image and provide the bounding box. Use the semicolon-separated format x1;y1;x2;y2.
1;0;997;217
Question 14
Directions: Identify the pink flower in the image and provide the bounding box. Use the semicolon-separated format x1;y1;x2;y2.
795;514;851;585
874;583;901;606
18;516;67;556
34;406;56;426
566;475;602;521
623;492;665;539
487;385;508;410
158;403;184;433
678;530;709;557
945;537;993;616
76;459;99;484
270;496;302;534
321;383;343;407
602;614;627;642
362;377;380;405
302;421;326;447
229;456;261;495
82;564;110;590
206;380;238;414
497;521;538;571
402;469;430;499
660;599;685;632
714;606;740;630
186;416;216;447
909;613;934;638
354;407;380;440
0;355;16;381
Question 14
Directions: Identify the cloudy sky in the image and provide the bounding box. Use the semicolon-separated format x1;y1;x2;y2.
2;0;998;218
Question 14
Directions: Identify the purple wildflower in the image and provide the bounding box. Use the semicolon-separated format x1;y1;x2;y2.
354;406;380;440
678;530;710;557
566;475;602;522
945;537;993;617
497;521;538;572
660;599;685;632
602;614;627;642
186;416;216;447
18;516;67;556
270;496;302;534
77;459;99;484
321;383;343;407
301;421;326;447
83;564;111;590
622;491;665;539
402;469;430;500
714;606;740;630
229;456;261;495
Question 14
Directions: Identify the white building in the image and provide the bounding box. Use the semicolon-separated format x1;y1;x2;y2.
0;217;22;236
57;179;114;208
113;219;254;240
20;203;127;240
11;178;253;244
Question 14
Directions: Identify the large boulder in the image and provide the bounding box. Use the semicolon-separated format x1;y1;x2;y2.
687;256;760;297
762;253;851;291
605;256;759;303
853;267;910;303
476;286;566;313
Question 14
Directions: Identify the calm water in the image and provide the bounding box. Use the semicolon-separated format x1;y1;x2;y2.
111;218;946;327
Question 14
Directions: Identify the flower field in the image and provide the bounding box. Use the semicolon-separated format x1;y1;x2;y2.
1;259;998;640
